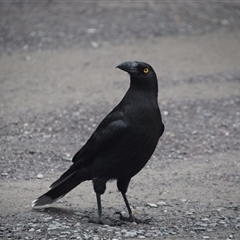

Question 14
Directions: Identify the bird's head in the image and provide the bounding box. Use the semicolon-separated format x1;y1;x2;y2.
116;61;156;78
116;61;158;94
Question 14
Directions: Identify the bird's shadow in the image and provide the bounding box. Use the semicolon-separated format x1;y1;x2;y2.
33;206;119;225
42;206;77;215
32;206;80;219
33;206;153;226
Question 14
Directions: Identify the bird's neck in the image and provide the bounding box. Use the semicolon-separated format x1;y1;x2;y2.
123;85;159;108
129;77;158;99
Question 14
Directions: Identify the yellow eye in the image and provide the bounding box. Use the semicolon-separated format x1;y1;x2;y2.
143;68;149;74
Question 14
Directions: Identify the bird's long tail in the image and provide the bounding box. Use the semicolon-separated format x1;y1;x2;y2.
32;171;83;208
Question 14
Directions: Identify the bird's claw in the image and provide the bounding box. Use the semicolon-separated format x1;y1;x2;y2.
114;212;151;224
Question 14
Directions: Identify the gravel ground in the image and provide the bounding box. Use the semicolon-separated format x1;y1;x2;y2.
1;1;240;54
0;2;240;240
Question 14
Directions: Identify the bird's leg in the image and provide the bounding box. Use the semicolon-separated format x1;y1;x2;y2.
115;178;135;222
81;193;103;224
88;178;107;224
115;192;151;224
96;193;103;224
86;193;104;224
115;178;151;224
116;192;135;222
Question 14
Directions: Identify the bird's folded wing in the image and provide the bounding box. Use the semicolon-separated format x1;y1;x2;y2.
50;111;127;189
72;117;127;164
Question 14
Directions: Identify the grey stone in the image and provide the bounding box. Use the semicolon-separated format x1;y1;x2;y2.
147;203;158;208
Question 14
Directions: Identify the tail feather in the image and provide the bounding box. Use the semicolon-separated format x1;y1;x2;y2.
50;171;76;189
32;171;81;209
32;195;62;209
50;161;83;189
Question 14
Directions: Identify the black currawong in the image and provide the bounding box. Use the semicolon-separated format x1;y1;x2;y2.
32;61;165;224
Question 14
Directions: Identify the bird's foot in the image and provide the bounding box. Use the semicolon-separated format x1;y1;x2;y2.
114;212;151;224
81;215;104;225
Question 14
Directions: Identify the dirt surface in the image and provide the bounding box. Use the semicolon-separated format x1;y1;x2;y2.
0;2;240;240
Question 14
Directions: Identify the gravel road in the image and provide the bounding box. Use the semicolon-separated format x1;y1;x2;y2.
0;2;240;240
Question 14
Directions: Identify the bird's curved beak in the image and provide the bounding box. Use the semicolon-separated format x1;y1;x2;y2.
116;61;138;74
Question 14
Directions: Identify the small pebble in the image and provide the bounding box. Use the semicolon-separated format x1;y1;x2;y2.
43;217;53;222
37;173;44;179
209;223;217;227
145;232;153;237
61;231;71;235
191;130;198;135
221;19;229;25
185;211;193;215
23;44;29;50
114;232;122;237
102;224;109;228
131;221;138;226
195;222;208;227
91;41;99;48
147;203;158;208
219;220;226;224
235;223;240;229
163;111;169;116
125;231;137;237
62;156;72;161
86;28;98;34
25;55;31;61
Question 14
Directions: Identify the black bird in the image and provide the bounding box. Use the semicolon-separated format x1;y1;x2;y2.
32;61;164;224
